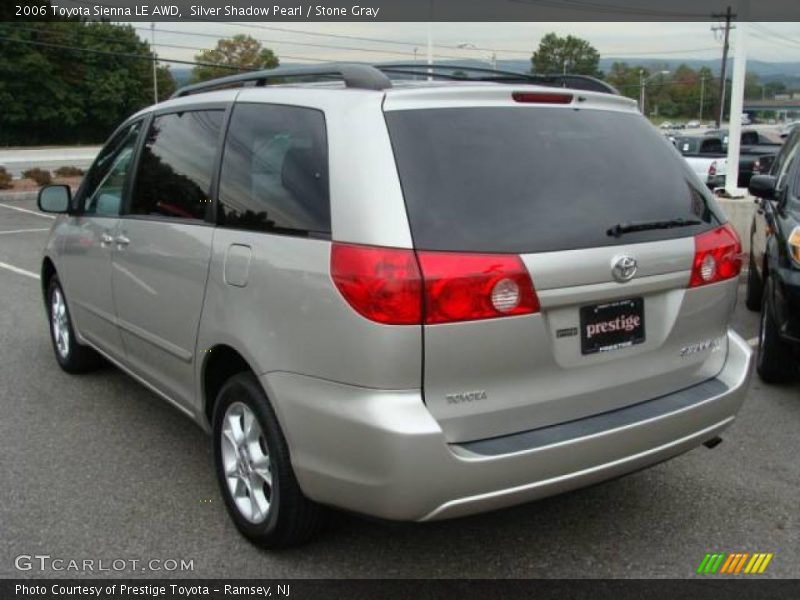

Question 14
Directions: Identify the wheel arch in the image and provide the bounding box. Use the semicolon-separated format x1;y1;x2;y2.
41;256;56;299
201;343;259;428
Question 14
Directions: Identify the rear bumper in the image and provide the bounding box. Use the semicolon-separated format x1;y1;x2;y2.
263;329;753;522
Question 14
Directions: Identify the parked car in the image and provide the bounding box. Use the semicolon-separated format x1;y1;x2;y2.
672;135;727;188
745;126;800;382
781;121;800;139
660;121;674;130
686;120;701;128
36;63;753;548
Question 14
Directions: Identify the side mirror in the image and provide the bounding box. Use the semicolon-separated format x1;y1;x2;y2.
37;185;71;213
748;175;777;200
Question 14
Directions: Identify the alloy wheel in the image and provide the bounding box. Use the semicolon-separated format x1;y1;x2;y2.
220;401;273;523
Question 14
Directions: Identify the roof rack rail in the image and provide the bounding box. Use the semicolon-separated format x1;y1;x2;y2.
374;63;619;95
169;63;392;99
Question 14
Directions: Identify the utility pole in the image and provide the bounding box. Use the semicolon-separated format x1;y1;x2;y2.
699;74;706;121
712;6;735;128
639;70;646;114
151;23;158;104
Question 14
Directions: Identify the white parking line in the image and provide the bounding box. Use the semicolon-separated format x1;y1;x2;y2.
0;260;39;280
0;203;55;219
0;228;50;235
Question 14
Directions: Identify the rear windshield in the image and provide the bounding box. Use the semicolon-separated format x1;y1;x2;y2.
385;107;724;253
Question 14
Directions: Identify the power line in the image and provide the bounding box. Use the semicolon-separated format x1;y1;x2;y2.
0;24;329;64
750;23;800;50
221;21;534;56
0;34;257;71
138;25;451;59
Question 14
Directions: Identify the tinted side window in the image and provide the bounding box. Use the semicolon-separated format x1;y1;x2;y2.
700;139;723;154
218;103;330;235
79;121;142;214
776;133;800;192
742;131;759;145
130;110;223;220
791;160;800;198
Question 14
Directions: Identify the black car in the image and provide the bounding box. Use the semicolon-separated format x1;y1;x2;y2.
746;127;800;382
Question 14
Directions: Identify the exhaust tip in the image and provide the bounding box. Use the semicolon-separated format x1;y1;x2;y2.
703;436;723;449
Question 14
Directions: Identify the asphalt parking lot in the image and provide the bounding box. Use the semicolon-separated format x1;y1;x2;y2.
0;194;797;579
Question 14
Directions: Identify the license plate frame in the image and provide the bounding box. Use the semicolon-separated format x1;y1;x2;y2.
579;297;645;355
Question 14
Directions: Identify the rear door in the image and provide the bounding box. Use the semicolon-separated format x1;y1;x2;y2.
112;108;225;410
386;102;737;442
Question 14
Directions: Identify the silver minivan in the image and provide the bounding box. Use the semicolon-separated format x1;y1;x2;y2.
38;64;753;547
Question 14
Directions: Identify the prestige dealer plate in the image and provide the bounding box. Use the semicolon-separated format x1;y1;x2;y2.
580;297;645;355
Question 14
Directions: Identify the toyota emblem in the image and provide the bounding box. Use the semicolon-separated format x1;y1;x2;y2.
612;255;637;282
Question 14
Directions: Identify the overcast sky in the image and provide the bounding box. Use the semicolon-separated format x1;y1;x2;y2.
127;22;800;67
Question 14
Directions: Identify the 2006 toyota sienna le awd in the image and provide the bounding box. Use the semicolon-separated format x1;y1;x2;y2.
37;64;753;547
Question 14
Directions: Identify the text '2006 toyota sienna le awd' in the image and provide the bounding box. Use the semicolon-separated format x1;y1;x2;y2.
37;64;753;547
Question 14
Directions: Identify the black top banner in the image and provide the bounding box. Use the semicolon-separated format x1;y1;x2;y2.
4;0;800;22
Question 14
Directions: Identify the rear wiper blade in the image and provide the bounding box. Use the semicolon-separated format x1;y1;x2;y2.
607;218;702;238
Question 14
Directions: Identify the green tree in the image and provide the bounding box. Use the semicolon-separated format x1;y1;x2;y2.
192;35;279;83
744;71;763;100
605;62;647;101
531;33;601;77
0;20;169;145
764;81;787;98
155;64;177;101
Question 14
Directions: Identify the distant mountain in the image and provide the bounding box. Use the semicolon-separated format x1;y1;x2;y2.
599;58;800;81
170;66;193;86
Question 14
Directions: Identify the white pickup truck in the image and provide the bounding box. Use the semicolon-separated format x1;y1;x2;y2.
670;135;727;189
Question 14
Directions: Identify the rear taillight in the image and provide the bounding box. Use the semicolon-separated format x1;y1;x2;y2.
417;252;539;324
331;243;539;325
708;161;717;178
330;244;422;325
752;159;762;174
689;224;743;287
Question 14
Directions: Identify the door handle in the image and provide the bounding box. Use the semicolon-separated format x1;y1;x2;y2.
100;233;114;246
114;235;130;247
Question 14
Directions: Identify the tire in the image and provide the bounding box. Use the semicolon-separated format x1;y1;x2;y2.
212;372;327;548
756;284;796;383
46;275;103;373
744;250;763;312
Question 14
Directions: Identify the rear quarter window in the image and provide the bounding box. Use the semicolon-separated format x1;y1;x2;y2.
217;103;330;236
385;106;724;253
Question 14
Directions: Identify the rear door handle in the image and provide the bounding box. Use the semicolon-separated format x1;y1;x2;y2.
114;235;130;247
100;233;114;247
